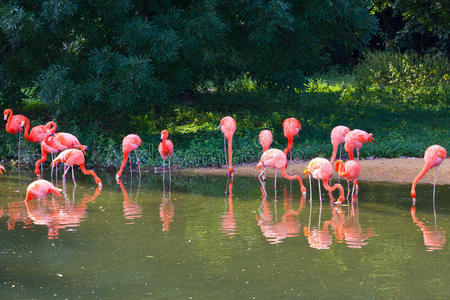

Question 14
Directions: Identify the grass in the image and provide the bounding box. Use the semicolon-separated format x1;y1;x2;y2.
1;52;449;170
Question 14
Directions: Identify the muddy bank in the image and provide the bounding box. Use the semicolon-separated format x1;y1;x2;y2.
179;158;450;185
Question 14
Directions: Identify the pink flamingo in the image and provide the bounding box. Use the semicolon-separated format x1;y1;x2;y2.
4;109;29;161
218;116;236;174
51;149;102;188
159;130;174;170
259;130;273;152
21;118;48;143
116;134;142;181
283;118;301;165
35;122;87;175
304;158;345;204
344;129;374;160
334;159;362;197
256;148;307;196
410;145;447;200
25;179;62;202
330;125;350;165
0;164;5;174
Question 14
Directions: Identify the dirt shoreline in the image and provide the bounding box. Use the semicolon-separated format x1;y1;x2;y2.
178;158;450;185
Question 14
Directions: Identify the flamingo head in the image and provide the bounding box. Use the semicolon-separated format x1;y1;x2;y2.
96;179;103;189
304;166;310;178
256;161;263;172
3;109;11;121
0;165;5;174
334;160;344;172
161;130;169;141
368;134;374;144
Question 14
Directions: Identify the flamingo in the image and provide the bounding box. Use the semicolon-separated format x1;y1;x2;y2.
304;158;345;204
282;118;301;167
35;122;87;175
21;118;48;143
159;130;174;171
258;130;273;180
256;148;307;196
259;130;273;152
0;164;5;174
218;116;236;175
344;129;374;160
51;149;102;188
330;125;350;166
116;134;142;182
334;160;362;197
4;109;29;161
25;179;62;202
410;145;447;201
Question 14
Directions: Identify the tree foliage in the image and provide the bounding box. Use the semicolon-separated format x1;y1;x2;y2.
0;0;377;131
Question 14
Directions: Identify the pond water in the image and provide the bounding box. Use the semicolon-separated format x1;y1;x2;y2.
0;169;449;299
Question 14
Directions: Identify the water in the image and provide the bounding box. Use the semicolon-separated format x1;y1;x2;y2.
1;169;449;299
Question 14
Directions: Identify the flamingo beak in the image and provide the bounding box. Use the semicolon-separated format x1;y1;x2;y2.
369;135;374;144
304;167;310;178
3;114;7;121
216;124;221;130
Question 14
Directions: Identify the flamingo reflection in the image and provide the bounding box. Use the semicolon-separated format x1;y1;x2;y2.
257;186;305;244
410;202;446;252
303;200;333;250
117;178;143;224
160;169;174;231
221;176;236;236
25;184;101;239
335;195;373;248
6;200;32;230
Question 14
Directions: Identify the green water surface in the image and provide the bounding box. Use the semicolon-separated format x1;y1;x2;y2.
0;169;449;299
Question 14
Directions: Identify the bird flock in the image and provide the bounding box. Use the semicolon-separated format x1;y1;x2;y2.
1;110;447;204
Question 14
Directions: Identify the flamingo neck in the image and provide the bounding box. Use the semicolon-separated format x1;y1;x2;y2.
330;144;338;166
323;180;345;202
80;163;102;187
281;167;306;194
284;136;293;155
410;164;431;198
116;151;130;180
23;119;31;141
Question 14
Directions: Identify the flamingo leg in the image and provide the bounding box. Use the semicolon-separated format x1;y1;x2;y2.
309;174;312;203
162;158;166;171
274;168;277;190
289;150;293;174
223;136;228;170
318;179;322;202
258;168;267;196
72;166;76;185
168;156;171;171
129;154;133;176
62;165;70;183
135;150;141;177
18;131;22;163
433;167;437;203
347;180;350;202
357;149;360;161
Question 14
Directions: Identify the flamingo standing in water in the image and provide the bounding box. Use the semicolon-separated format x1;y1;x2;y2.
159;130;174;171
334;160;362;197
51;149;102;188
410;145;447;201
304;158;345;204
330;125;350;166
4;109;29;162
116;134;142;181
256;149;307;196
218;116;236;175
344;129;374;160
35;122;87;175
25;179;62;202
282;118;301;167
259;130;273;152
